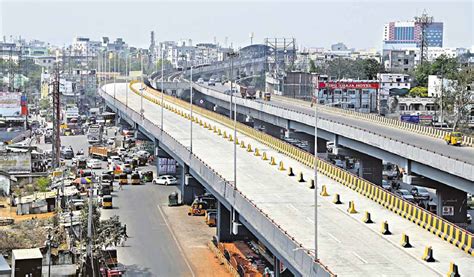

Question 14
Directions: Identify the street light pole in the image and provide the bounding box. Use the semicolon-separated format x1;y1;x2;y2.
190;64;193;153
161;48;164;131
313;88;318;261
140;52;144;117
125;53;128;108
113;53;116;100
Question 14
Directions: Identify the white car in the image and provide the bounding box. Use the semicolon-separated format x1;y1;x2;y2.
152;175;178;186
87;159;102;169
108;156;122;164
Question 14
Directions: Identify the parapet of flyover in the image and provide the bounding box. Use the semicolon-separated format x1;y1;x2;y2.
189;83;474;194
100;81;473;276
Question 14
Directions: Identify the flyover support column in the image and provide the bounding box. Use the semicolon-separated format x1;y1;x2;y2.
217;202;232;242
180;166;203;205
357;153;383;186
436;185;467;225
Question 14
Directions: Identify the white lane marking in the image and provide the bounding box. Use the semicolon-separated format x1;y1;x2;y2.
352;251;368;264
305;217;314;224
156;205;196;277
286;204;298;212
327;233;341;244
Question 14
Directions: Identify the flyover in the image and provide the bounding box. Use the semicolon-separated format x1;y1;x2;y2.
100;81;474;276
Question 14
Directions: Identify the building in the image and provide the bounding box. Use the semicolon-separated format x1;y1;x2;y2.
383;20;443;50
72;37;101;56
266;71;316;100
377;73;411;92
331;42;350;51
427;75;456;97
317;80;380;113
382;49;417;72
11;248;43;277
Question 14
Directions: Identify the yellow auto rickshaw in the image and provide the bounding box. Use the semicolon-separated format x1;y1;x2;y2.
130;173;141;185
119;173;128;186
102;195;113;209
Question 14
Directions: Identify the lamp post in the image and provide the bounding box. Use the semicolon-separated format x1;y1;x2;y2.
161;48;164;131
190;63;193;153
47;230;52;277
140;52;144;118
125;53;128;108
227;51;239;191
113;53;116;100
313;87;318;262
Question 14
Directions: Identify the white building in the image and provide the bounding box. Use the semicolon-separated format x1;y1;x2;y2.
428;75;456;97
72;37;101;56
377;73;411;92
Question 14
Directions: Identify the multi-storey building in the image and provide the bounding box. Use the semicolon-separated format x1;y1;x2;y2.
383;20;443;50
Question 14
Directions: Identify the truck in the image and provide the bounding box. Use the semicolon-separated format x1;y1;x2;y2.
239;85;256;99
87;124;103;144
89;146;117;161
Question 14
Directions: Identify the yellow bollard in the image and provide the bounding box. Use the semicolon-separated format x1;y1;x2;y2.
381;221;391;235
297;172;305;182
422;246;435;262
204;122;208;128
333;194;342;204
235;137;239;145
218;129;222;136
363;211;373;223
288;167;295;176
447;262;460;277
213;126;217;133
254;148;260;156
269;156;276;165
240;140;246;148
199;120;203;126
247;144;252;152
400;233;412;248
278;161;285;171
320;185;329;196
347;201;357;214
262;152;268;160
223;131;228;138
208;123;213;130
229;134;233;142
309;179;315;189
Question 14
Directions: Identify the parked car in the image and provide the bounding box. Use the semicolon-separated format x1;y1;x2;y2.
107;156;122;164
381;180;392;191
197;78;204;84
87;159;102;169
208;78;216;86
396;189;415;202
152;175;178;186
411;186;431;201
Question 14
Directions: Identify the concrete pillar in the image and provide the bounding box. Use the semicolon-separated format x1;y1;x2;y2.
179;166;204;205
357;153;383;186
257;121;283;138
273;256;281;277
436;186;467;225
217;202;232;242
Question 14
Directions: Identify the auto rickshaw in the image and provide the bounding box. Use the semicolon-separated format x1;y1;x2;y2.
100;184;111;196
205;209;217;227
102;195;113;209
76;157;87;169
130;173;141;185
168;192;179;206
444;131;463;146
188;199;209;216
131;158;138;170
119;173;128;186
141;171;153;182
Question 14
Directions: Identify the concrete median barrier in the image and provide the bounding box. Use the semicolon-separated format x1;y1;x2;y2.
422;246;435;262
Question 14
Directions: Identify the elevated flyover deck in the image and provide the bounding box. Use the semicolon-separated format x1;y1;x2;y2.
190;83;474;193
102;82;473;276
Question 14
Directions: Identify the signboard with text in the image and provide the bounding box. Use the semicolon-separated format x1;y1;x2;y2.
0;92;21;116
318;82;380;89
0;151;31;173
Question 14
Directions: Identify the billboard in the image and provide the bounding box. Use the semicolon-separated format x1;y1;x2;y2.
319;82;380;89
0;92;21;117
400;115;420;124
0;151;31;173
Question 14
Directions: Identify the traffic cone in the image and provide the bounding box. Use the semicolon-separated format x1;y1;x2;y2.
254;148;260;156
269;157;276;165
347;201;357;214
247;144;252;152
262;152;268;160
400;233;412;248
333;194;342;204
422;246;435;262
288;167;295;176
381;221;391;235
320;185;329;196
363;211;373;223
447;262;460;277
298;172;305;182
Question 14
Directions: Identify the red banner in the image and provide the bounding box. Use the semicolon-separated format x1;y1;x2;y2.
318;82;379;89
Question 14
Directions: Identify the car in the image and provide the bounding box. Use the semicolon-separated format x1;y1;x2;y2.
396;189;415;202
197;78;204;84
467;193;474;210
411;186;431;201
108;156;122;164
87;159;102;169
467;213;472;224
106;137;115;145
208;78;216;86
152;175;178;186
381;180;392;191
214;77;221;83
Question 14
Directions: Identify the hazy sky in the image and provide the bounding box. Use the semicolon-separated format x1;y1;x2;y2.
1;0;472;50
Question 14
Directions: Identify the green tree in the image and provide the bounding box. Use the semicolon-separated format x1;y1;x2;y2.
408;86;428;97
309;59;317;73
360;59;383;80
36;177;50;192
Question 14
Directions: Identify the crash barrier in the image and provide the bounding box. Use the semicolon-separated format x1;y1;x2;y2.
130;81;474;256
208;241;240;277
274;95;474;147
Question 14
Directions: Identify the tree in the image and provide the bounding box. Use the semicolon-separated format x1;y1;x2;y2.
309;59;317;73
408;86;428;97
413;55;459;87
360;59;383;80
36;177;50;192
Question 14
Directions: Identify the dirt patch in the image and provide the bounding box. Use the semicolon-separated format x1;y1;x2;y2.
160;204;230;277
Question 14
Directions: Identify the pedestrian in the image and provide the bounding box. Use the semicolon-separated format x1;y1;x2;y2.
119;182;123;190
123;224;128;238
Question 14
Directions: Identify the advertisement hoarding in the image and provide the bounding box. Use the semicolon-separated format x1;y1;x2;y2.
0;151;31;173
318;82;380;89
0;92;21;117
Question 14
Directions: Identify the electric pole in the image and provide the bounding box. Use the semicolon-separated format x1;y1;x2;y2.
415;11;434;65
51;61;61;169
